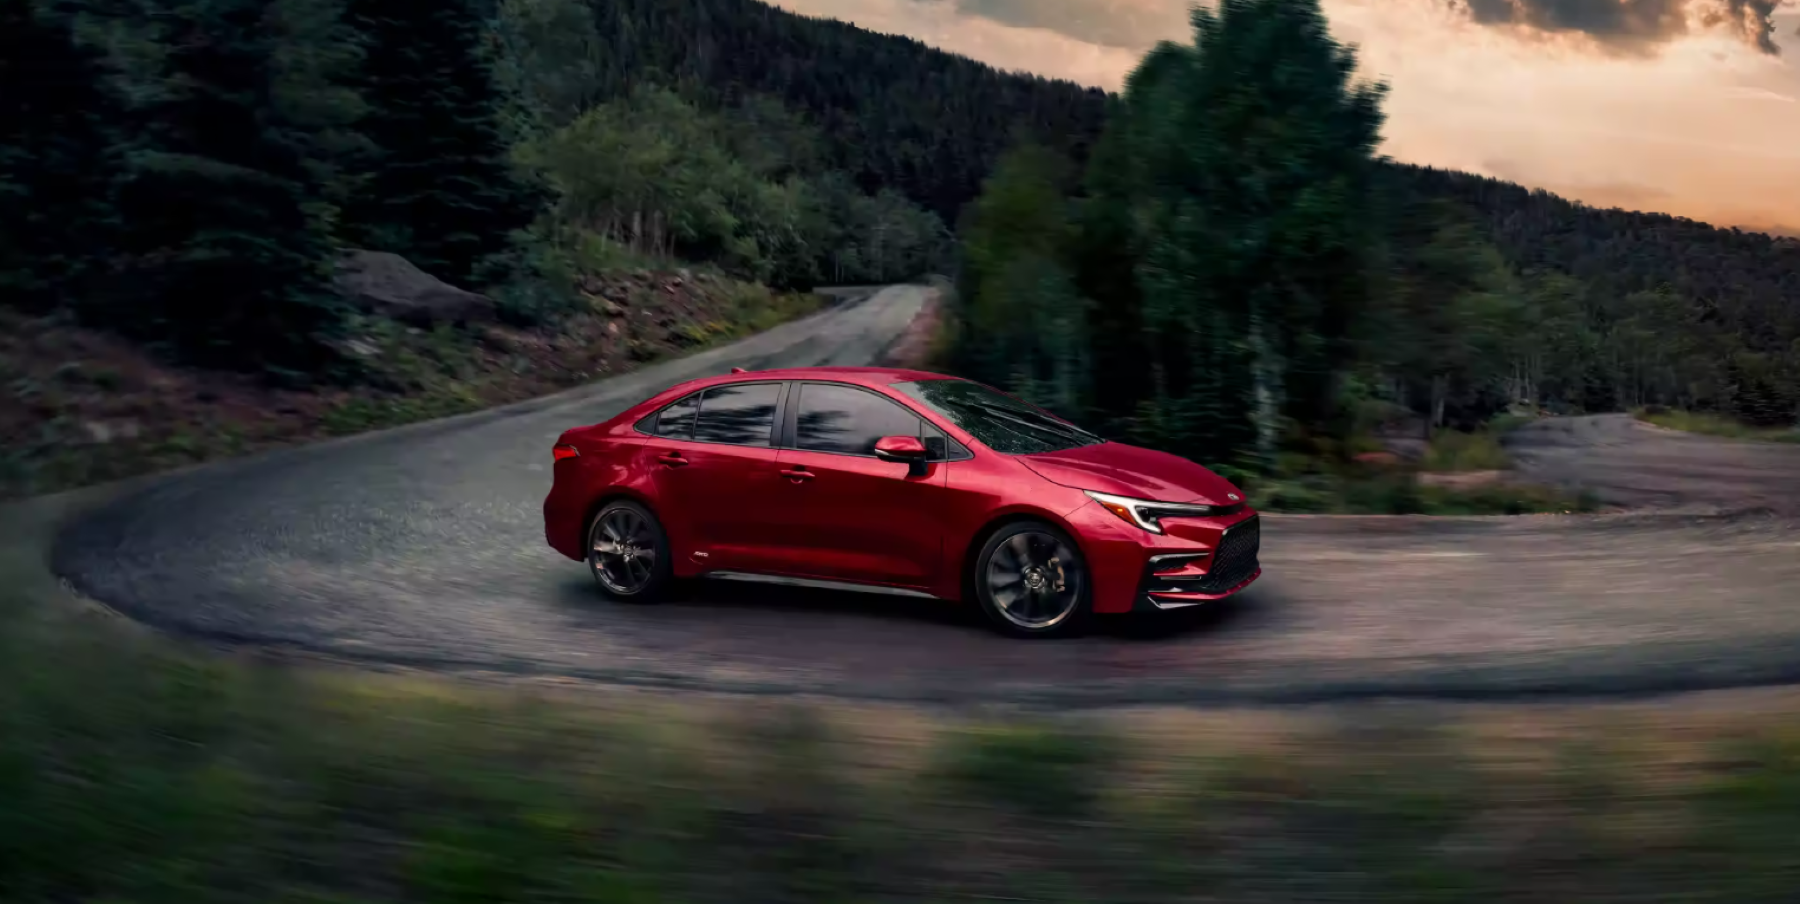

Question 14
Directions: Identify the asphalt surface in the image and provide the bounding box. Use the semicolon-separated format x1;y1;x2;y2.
51;289;1800;707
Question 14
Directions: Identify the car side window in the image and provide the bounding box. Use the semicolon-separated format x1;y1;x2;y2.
649;392;701;440
794;383;936;457
693;382;781;447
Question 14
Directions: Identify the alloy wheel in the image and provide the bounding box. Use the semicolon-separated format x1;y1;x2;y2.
590;506;660;594
984;529;1085;630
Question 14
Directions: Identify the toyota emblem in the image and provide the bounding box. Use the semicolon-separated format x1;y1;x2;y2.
1228;493;1239;502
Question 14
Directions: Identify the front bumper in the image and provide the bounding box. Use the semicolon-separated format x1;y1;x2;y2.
1132;514;1262;611
1066;502;1264;615
1137;511;1267;612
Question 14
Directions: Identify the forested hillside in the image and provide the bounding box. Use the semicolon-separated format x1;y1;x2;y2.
5;0;1797;481
511;0;1799;439
936;1;1800;470
525;0;1800;441
0;0;962;383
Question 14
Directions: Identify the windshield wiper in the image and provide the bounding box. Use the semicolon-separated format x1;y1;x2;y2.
956;400;1102;446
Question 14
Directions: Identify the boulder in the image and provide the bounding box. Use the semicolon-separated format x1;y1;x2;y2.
1418;470;1508;490
333;250;497;327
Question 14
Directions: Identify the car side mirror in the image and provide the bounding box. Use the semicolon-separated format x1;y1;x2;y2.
874;435;931;477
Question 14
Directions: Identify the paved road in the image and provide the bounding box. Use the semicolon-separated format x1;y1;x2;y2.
51;290;1800;707
1504;413;1800;515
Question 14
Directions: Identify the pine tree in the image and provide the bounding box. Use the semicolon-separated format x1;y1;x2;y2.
112;0;347;376
0;0;123;311
1108;0;1386;465
343;0;543;286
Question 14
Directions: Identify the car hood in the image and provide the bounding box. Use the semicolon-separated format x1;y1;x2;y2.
1018;442;1244;505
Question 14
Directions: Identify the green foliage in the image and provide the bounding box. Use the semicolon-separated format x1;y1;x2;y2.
1421;429;1513;472
518;86;949;289
954;0;1388;469
4;0;968;387
933;723;1111;818
7;0;1798;419
105;0;354;377
1247;469;1597;515
943;0;1799;467
0;0;123;311
2;573;1797;903
1636;408;1800;443
490;0;607;137
341;0;543;287
952;144;1088;414
563;0;1111;224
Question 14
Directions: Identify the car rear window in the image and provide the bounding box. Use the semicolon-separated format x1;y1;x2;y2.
650;392;701;440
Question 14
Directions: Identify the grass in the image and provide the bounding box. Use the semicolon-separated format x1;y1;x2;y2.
1421;428;1514;472
1248;415;1602;514
1250;423;1595;515
719;282;824;338
1634;407;1800;443
1250;469;1599;515
7;557;1800;903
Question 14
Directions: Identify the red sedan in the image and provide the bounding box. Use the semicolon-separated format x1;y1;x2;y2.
543;366;1261;637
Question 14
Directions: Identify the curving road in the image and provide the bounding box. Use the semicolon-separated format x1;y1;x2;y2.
52;287;1800;707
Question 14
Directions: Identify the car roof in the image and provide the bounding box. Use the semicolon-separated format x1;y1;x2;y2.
680;365;958;391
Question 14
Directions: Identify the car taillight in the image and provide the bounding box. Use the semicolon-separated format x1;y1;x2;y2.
552;443;579;461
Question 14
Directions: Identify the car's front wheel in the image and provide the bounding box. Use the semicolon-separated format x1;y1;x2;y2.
973;521;1092;638
586;500;673;602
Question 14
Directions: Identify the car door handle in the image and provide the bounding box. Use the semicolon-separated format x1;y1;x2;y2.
778;467;814;483
657;452;689;468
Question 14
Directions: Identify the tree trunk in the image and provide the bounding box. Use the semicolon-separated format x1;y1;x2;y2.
1248;313;1281;466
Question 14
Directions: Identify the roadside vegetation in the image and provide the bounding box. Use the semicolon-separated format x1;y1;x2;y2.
0;0;945;499
8;0;1799;502
2;568;1797;903
0;273;824;499
1635;406;1800;443
942;0;1800;508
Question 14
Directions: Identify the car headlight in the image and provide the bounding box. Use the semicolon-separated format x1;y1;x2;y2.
1084;490;1233;534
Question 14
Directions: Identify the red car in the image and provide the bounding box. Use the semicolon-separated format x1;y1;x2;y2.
543;367;1261;637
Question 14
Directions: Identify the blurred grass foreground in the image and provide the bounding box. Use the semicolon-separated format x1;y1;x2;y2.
5;539;1800;902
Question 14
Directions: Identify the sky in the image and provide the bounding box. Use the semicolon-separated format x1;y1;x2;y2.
769;0;1800;235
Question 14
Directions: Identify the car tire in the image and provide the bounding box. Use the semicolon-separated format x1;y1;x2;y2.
972;520;1093;638
586;500;674;603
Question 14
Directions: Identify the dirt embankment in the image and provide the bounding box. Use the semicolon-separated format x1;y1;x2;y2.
0;268;817;500
877;280;947;369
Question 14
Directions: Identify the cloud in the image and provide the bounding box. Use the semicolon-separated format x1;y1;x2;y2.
1722;84;1798;98
908;0;1793;55
911;0;1192;49
1454;0;1790;55
773;0;1800;234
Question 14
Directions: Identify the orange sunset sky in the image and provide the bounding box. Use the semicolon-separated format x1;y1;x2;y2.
770;0;1800;235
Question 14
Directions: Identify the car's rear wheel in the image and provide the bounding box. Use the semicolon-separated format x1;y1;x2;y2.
973;521;1092;638
587;500;673;602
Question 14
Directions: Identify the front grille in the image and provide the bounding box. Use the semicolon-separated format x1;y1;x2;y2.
1192;516;1260;594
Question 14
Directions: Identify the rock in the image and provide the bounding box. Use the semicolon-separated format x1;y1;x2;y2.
333;250;497;327
341;337;381;358
1379;436;1429;462
1418;470;1508;490
83;418;141;443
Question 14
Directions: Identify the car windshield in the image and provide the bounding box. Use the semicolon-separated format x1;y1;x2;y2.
892;379;1104;455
